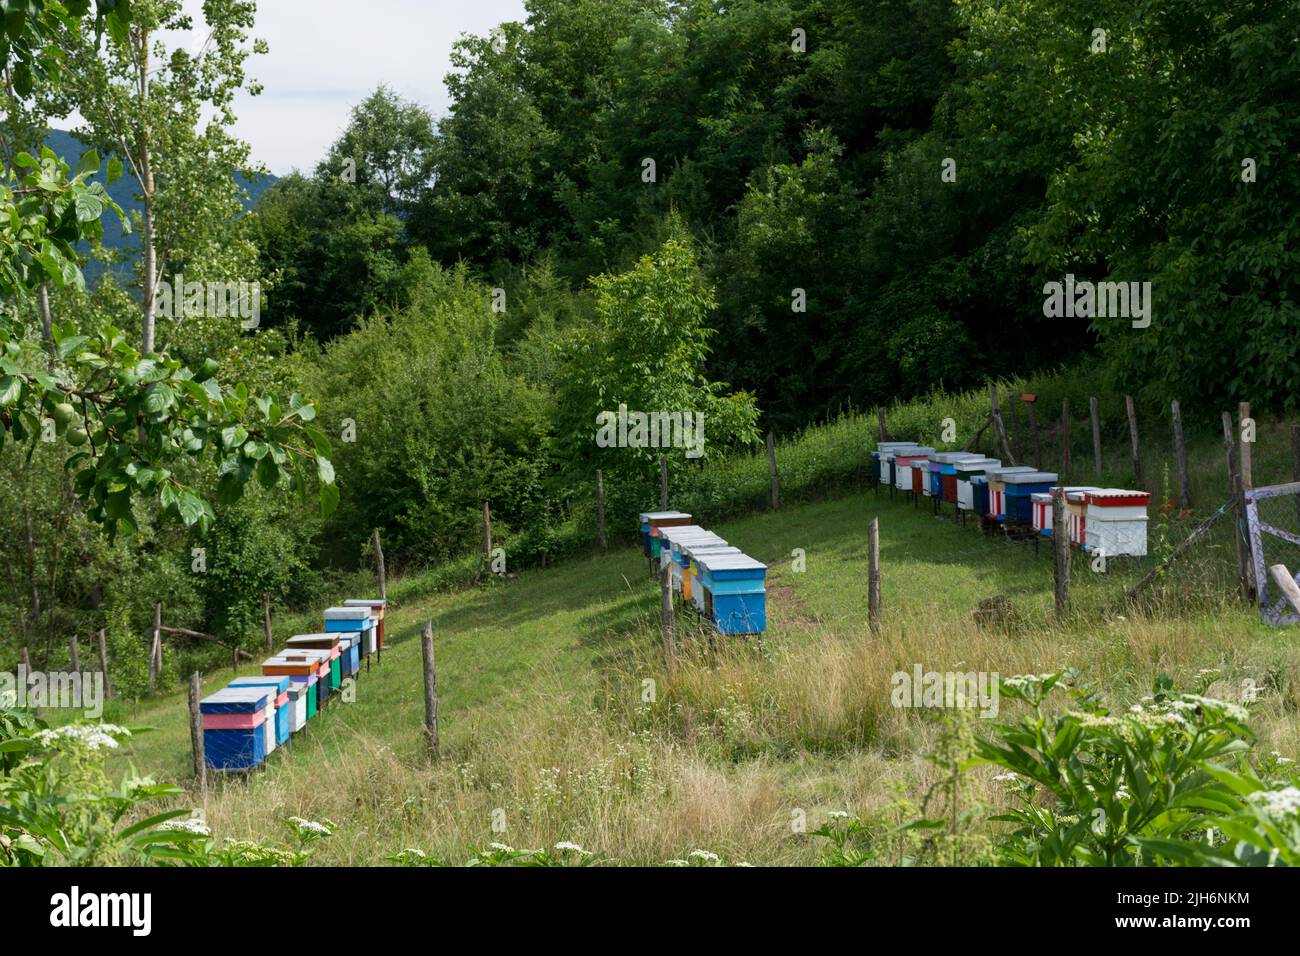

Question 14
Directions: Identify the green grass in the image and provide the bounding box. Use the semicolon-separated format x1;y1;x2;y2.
101;476;1300;865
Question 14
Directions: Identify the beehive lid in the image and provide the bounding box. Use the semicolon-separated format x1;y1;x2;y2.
656;524;708;542
686;544;741;558
956;458;1001;473
896;447;935;458
875;442;919;451
985;465;1038;479
639;511;691;523
324;606;369;621
287;633;341;644
933;452;984;464
1086;489;1151;505
676;533;727;550
201;687;270;708
1003;471;1059;484
1030;492;1053;503
343;598;386;608
695;552;767;572
274;648;330;661
230;676;290;693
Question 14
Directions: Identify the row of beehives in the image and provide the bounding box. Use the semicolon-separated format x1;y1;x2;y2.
638;511;767;635
873;443;1151;557
197;598;388;772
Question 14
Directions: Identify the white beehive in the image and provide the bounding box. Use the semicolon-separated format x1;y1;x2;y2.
1084;489;1151;557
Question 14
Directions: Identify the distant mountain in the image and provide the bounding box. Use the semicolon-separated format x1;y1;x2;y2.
43;129;277;286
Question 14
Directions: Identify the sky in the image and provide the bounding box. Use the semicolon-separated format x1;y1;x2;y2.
186;0;529;175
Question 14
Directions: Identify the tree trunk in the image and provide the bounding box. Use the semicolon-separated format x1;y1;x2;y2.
137;29;158;354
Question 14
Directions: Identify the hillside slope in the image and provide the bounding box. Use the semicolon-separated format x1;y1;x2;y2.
109;487;1298;865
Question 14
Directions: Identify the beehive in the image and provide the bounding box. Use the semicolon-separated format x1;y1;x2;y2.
1031;492;1053;535
1084;489;1151;557
895;448;935;493
873;442;917;484
228;676;292;747
695;553;768;635
275;648;332;709
669;531;727;601
653;524;707;583
684;544;742;612
201;687;271;771
955;459;1000;511
1001;471;1059;523
323;609;375;667
1064;487;1102;549
935;453;987;504
638;511;692;559
342;598;386;652
984;466;1038;519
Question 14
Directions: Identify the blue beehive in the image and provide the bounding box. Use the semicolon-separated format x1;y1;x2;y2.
201;687;271;771
1002;471;1059;522
696;553;768;635
229;676;291;746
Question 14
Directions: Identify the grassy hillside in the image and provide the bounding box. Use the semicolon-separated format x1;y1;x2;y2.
105;473;1300;865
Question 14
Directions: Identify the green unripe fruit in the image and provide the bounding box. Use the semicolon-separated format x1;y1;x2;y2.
65;427;88;447
51;403;77;427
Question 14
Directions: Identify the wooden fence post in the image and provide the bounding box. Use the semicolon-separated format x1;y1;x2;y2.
69;633;80;673
989;385;1015;464
97;628;111;700
420;621;439;759
766;432;780;511
1171;400;1190;508
660;564;676;680
481;500;492;570
596;469;608;552
189;672;206;794
1053;486;1070;618
1025;397;1042;469
1238;402;1253;491
659;456;669;510
262;592;273;653
1237;402;1255;596
372;529;387;601
1009;397;1021;459
877;407;888;442
1090;397;1102;476
868;517;881;634
1060;398;1071;479
1125;395;1143;489
1222;411;1249;598
1292;424;1300;526
148;603;161;694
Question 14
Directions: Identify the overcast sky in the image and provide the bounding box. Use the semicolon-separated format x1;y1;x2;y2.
193;0;528;175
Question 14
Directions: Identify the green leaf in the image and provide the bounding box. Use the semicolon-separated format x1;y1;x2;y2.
315;454;335;485
319;480;340;518
106;155;124;185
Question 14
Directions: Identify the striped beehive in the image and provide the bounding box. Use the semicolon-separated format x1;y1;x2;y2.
1085;489;1151;557
228;676;292;747
1062;487;1101;549
201;687;271;771
1031;492;1054;535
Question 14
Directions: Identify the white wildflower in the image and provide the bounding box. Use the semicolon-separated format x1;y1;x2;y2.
1248;787;1300;818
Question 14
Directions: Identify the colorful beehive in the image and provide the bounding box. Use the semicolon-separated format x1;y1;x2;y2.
918;456;941;497
262;655;319;722
277;648;333;709
669;531;727;601
1084;489;1151;557
956;459;1000;511
1002;471;1058;523
873;442;917;484
984;466;1038;519
934;453;986;504
323;609;374;669
1031;492;1054;535
201;686;270;771
342;598;386;652
684;543;742;612
639;511;692;559
1065;487;1102;549
882;445;923;488
695;552;767;635
895;448;935;493
654;524;708;580
289;632;358;678
229;676;291;747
